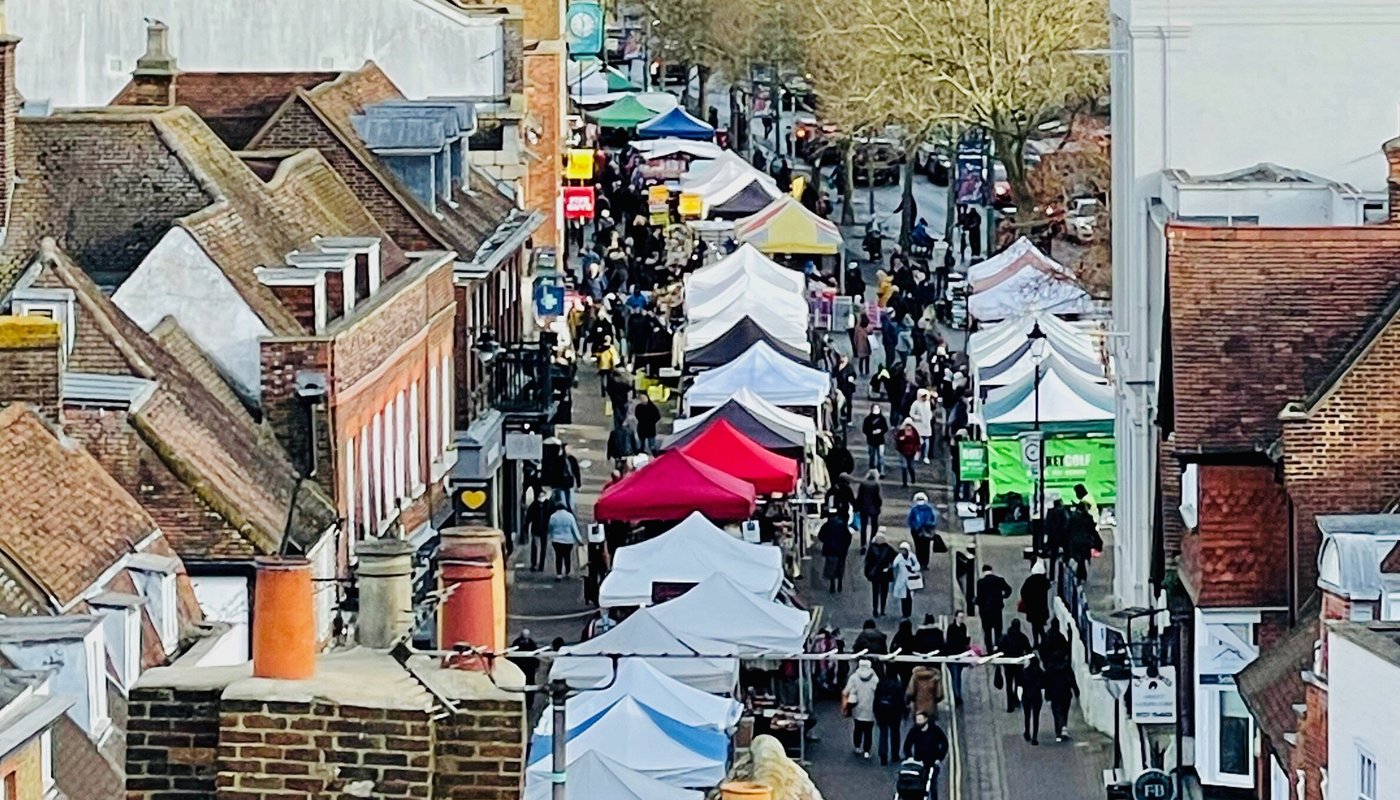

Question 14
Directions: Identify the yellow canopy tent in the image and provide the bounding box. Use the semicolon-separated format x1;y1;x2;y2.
732;196;842;256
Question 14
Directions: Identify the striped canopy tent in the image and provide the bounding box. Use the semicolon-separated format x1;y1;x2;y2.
733;196;842;255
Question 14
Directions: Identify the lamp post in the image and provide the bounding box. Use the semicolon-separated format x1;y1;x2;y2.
1027;321;1048;547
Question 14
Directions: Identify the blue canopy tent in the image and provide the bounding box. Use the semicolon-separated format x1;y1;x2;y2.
637;106;716;141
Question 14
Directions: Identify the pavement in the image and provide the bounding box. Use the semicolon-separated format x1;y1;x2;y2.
506;160;1110;800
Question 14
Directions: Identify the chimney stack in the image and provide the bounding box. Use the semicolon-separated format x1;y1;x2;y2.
0;316;63;425
354;538;415;649
129;19;178;106
251;557;316;680
0;2;20;242
437;527;505;668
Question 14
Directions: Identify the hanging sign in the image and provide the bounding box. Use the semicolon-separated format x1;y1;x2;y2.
958;442;988;481
562;186;596;220
566;1;604;57
564;149;595;180
648;185;671;206
677;192;704;218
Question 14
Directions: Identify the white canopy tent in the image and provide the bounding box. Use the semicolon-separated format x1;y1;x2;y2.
967;249;1094;322
685;244;806;295
635;92;682;113
634;138;725;161
672;387;818;446
535;659;743;735
978;347;1105;392
969;312;1099;365
685;303;808;351
524;752;703;800
982;361;1114;432
548;608;740;694
525;697;729;788
685;342;830;411
600;511;784;607
966;237;1064;282
681;152;773;193
648;574;810;653
686;272;808;320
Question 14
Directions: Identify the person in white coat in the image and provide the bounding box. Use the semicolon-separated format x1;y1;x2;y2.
890;542;923;619
908;389;935;463
843;658;880;759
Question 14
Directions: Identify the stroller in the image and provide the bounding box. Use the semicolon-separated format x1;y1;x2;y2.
895;758;938;800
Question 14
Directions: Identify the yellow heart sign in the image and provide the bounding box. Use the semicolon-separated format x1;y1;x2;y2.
460;490;488;510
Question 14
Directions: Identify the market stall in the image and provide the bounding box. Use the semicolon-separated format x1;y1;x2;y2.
664;398;809;457
648;574;810;653
589;95;660;130
706;178;783;219
685;301;809;351
674;420;800;494
523;752;703;800
636;106;716;141
549;607;740;692
683;318;812;373
686;272;808;321
672;387;818;447
600;510;785;607
732;196;842;256
685;342;830;413
685;244;806;295
966;237;1094;322
594;450;758;522
535;659;743;735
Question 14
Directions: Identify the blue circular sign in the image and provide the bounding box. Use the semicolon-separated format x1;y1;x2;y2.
1132;770;1175;800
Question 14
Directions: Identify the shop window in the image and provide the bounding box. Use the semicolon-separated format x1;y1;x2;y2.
1359;748;1377;800
1218;690;1251;777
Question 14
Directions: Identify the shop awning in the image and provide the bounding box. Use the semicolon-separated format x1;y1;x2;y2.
733;196;842;256
636;106;716;141
674;419;799;494
594;450;757;522
599;511;784;608
589;95;660;129
684;317;811;373
685;342;830;411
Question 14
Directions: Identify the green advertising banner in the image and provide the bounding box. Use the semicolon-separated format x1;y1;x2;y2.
988;435;1116;506
958;442;989;481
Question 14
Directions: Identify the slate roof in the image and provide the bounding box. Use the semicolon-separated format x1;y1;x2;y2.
1237;618;1317;767
111;71;341;148
1166;224;1400;453
0;404;154;610
19;241;337;560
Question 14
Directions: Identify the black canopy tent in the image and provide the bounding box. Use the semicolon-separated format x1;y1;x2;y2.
708;179;782;220
683;317;811;373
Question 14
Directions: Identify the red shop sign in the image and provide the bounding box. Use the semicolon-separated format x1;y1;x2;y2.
563;186;596;220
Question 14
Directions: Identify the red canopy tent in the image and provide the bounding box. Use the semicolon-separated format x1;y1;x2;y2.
593;451;757;522
674;419;799;494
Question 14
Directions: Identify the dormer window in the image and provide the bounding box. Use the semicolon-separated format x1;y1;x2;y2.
11;287;76;358
315;237;382;302
255;267;327;333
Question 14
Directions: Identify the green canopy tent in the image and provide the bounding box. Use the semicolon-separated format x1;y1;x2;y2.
605;67;642;92
589;95;658;129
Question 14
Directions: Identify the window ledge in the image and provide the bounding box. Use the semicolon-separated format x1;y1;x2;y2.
430;449;459;483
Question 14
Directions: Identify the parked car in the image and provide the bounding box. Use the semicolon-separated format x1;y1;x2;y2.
916;139;952;185
1065;197;1100;243
853;139;904;185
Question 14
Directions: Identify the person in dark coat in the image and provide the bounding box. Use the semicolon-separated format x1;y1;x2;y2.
510;629;540;708
890;618;917;683
524;492;552;572
864;532;897;617
1069;503;1104;582
862;406;890;474
605;370;633;429
1043;493;1071;577
634;396;661;454
855;470;883;551
1038;619;1071;670
873;673;907;766
914;614;945;656
1019;655;1046;745
944;611;971;706
834;355;858;424
902;713;949;799
853;618;889;657
1044;656;1080;741
995;620;1032;713
826;473;856;522
975;565;1014;649
825;442;856;483
606;420;640;466
1019;561;1052;646
818;510;854;593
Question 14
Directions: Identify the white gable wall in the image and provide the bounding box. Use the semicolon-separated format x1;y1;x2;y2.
9;0;503;107
112;227;268;403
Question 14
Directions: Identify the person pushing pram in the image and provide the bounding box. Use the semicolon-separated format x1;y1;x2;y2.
896;712;949;800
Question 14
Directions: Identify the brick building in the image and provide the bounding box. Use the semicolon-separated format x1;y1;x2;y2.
0;670;71;800
1158;161;1400;797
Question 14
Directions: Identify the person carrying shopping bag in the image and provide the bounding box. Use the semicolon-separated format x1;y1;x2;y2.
891;542;923;619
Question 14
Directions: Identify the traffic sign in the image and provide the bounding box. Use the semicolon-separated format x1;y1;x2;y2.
1017;430;1043;476
1132;769;1174;800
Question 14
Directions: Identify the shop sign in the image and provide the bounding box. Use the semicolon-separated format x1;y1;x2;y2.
533;283;566;319
1132;769;1175;800
452;481;492;523
565;1;604;56
564;149;595;180
563;186;596;220
1130;667;1177;724
958;442;988;481
677;192;703;218
648;184;671;205
649;209;671;226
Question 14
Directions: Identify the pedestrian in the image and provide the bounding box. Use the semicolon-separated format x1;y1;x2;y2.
835;354;858;424
605;369;633;429
905;662;944;721
524;489;551;572
944;611;971;706
902;713;949;800
1038;619;1071;669
1044;655;1080;741
862;405;890;474
851;312;873;376
582;525;610;606
909;389;935;462
818;509;854;593
894;419;921;487
856;470;883;550
853;618;889;659
995;620;1032;713
890;618;917;683
827;473;856;522
975;565;1013;649
606;418;640;468
509;628;540;707
596;334;620;396
1019;561;1052;646
914;614;945;656
825;441;856;485
843;659;879;759
634;395;661;454
1020;655;1046;745
1069;499;1104;583
906;492;938;571
874;672;907;765
864;532;897;617
891;542;923;619
1043;492;1071;578
1073;483;1097;520
547;502;584;578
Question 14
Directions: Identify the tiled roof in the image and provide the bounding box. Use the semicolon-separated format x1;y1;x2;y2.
1166;224;1400;452
149;316;253;421
1236;618;1317;766
111;71;340;148
0;405;155;609
21;242;337;560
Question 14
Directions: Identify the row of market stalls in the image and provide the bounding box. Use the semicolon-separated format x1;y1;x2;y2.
961;239;1113;524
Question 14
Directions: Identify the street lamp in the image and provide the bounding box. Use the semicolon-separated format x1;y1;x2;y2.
1027;321;1048;544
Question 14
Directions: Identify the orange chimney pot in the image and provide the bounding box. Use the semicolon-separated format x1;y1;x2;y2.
252;557;316;680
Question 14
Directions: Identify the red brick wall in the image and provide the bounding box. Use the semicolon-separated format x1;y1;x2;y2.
259;339;333;496
523;51;561;248
267;284;318;331
1296;680;1328;800
1160;437;1184;559
1178;464;1289;608
433;699;527;800
126;686;222;798
1282;315;1400;611
0;325;62;424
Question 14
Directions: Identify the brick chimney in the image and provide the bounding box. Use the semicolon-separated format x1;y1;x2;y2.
437;526;506;667
0;315;63;424
0;4;21;243
354;538;415;649
1385;136;1400;223
128;19;178;106
250;557;316;679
